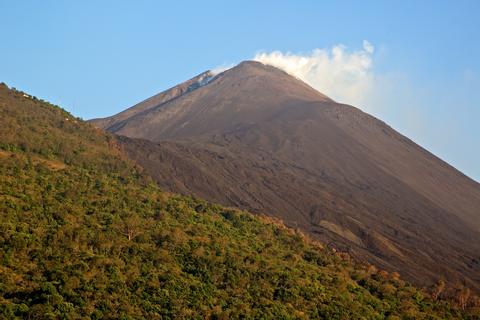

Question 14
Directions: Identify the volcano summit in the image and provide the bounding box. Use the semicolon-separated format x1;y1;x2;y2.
91;61;480;291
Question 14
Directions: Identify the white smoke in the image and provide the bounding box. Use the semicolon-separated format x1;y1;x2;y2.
254;41;375;107
210;64;235;76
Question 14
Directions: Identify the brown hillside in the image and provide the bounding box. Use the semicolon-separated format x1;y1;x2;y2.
91;61;480;291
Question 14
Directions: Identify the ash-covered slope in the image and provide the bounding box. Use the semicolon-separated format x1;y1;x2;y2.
92;61;480;290
90;61;331;141
90;70;216;131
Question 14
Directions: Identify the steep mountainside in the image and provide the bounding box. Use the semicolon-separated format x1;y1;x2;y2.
91;61;480;292
3;84;474;318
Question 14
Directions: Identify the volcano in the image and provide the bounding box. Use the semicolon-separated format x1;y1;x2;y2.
91;61;480;290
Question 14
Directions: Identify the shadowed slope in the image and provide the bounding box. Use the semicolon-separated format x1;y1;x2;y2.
91;62;480;291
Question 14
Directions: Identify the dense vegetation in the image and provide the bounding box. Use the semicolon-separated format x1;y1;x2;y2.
0;83;476;319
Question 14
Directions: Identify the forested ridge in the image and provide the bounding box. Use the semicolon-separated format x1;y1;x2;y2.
0;83;477;319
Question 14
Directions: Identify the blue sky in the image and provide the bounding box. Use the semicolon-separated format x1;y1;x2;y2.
1;1;479;181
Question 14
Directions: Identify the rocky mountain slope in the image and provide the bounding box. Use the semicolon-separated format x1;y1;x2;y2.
91;61;480;292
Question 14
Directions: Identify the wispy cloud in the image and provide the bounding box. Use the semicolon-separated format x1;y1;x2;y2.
210;64;235;76
254;41;375;108
251;43;479;181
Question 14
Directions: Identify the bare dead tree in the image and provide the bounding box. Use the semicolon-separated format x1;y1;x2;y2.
431;279;445;300
456;287;471;310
